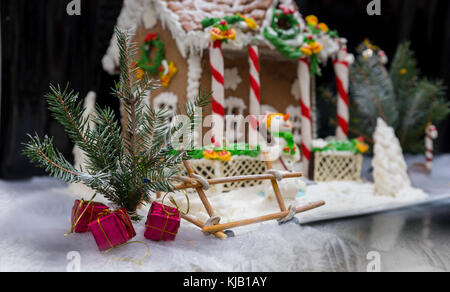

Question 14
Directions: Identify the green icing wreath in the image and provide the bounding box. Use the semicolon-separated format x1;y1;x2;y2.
270;8;300;40
137;33;165;76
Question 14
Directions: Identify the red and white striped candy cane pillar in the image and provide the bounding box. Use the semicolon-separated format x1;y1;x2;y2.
209;40;225;145
298;57;312;177
333;48;350;141
248;45;261;146
425;124;438;171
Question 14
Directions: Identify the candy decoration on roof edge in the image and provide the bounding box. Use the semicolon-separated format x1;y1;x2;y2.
201;13;257;30
210;19;236;42
248;45;260;147
333;47;354;140
298;57;312;177
425;124;438;172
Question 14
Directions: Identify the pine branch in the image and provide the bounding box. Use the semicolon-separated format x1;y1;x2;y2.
22;134;109;187
94;106;124;170
45;84;111;172
23;28;212;219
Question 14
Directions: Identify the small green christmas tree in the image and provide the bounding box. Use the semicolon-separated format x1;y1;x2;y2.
388;42;449;153
322;40;450;153
22;28;211;219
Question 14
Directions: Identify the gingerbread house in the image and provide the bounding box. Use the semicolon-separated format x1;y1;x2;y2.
102;0;354;177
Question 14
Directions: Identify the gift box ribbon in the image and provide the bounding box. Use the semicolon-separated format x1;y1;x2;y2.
144;190;189;240
145;211;178;240
96;208;149;266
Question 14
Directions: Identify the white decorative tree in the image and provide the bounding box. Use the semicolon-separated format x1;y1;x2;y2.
372;118;411;197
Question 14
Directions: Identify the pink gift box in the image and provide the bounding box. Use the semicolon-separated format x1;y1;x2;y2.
144;202;180;241
89;208;136;251
71;200;109;233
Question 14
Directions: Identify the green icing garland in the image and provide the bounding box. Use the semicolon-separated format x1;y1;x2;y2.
173;143;261;160
263;27;302;59
201;14;246;29
312;139;366;154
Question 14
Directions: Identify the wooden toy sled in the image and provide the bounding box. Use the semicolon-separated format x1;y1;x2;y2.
165;154;325;239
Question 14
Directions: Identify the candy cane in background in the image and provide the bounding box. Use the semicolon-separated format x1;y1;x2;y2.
425;124;438;172
248;45;261;146
298;57;312;177
209;40;225;145
333;47;353;141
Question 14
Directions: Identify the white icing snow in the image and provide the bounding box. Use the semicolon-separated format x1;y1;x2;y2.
152;92;178;113
317;34;340;63
169;179;428;229
224;96;247;114
312;139;327;149
264;178;307;201
224;67;242;91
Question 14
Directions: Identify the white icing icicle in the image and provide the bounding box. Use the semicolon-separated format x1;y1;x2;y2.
142;2;157;29
187;53;203;100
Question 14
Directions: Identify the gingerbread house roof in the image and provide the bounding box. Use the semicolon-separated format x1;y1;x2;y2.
102;0;345;74
103;0;306;73
162;0;275;32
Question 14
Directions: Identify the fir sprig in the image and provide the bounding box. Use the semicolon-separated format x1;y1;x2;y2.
23;28;211;219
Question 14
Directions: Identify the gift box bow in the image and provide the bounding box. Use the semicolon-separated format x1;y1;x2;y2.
72;199;107;223
149;202;180;219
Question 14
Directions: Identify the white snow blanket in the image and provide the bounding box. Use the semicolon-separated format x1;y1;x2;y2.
0;155;449;272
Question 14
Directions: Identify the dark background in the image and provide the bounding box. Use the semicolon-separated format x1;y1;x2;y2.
1;0;449;179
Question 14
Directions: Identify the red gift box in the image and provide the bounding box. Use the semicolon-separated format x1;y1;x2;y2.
71;199;109;233
144;202;180;241
88;208;136;251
